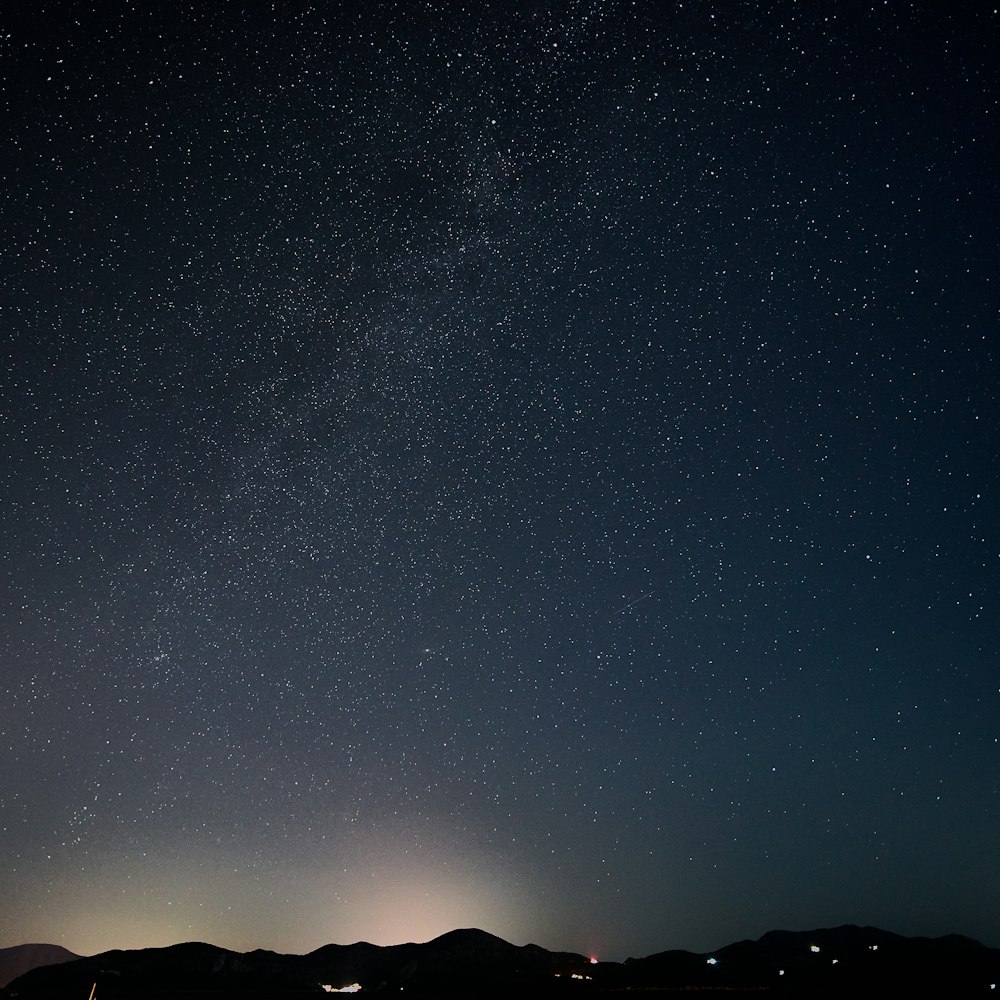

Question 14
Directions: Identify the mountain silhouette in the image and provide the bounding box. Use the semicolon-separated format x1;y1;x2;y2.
1;929;587;996
619;924;999;995
0;947;80;990
3;925;998;997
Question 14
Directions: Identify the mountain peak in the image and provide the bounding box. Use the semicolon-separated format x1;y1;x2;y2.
426;927;511;947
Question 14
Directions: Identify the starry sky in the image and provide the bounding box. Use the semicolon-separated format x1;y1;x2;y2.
2;0;998;964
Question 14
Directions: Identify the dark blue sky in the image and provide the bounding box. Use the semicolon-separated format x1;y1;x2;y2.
2;1;998;961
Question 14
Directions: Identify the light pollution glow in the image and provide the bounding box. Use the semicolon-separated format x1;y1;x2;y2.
27;835;557;957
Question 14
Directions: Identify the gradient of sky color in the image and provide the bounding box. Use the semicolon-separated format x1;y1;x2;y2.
2;1;998;962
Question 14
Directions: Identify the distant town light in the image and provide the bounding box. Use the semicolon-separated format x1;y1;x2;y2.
810;945;821;953
706;957;718;966
589;957;598;964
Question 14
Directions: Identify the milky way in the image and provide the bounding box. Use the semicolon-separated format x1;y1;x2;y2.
2;2;998;960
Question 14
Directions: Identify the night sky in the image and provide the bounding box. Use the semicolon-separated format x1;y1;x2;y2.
2;1;998;963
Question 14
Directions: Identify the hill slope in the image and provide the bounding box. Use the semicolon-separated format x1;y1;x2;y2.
4;926;998;997
0;946;80;989
2;929;587;995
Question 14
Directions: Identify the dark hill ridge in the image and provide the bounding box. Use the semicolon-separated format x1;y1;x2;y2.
619;924;1000;995
1;929;587;996
4;925;999;997
0;947;80;990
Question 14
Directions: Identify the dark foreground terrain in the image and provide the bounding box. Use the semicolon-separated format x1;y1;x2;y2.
0;948;80;991
4;925;998;998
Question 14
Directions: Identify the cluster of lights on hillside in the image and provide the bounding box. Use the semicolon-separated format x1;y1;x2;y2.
713;941;898;981
324;942;997;993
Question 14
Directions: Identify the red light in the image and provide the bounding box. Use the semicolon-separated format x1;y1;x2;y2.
589;957;598;965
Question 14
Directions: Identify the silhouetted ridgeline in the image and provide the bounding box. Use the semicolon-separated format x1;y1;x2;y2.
3;926;999;997
0;947;80;989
